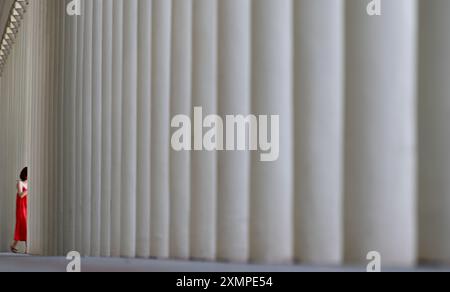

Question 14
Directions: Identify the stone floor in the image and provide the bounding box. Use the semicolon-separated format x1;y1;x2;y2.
0;253;448;272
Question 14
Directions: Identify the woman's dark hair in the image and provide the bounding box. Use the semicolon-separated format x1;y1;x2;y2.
19;167;28;182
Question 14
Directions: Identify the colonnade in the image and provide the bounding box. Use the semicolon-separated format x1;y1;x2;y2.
0;0;450;268
0;0;31;253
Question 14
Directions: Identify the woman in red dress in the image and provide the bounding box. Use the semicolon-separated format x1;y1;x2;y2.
11;167;28;254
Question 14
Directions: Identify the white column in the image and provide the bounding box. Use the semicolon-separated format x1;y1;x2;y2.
121;0;138;258
0;74;3;250
3;26;12;254
46;0;54;255
38;0;45;254
6;64;12;251
191;0;218;261
24;3;33;253
91;0;103;257
2;61;7;251
75;0;86;253
2;76;5;246
151;0;171;259
0;80;3;250
82;0;93;256
42;2;51;255
55;0;63;254
5;54;12;253
49;0;57;254
0;71;3;250
50;0;59;255
37;1;45;254
418;0;450;262
45;0;58;255
56;0;65;255
0;73;2;250
345;0;417;266
250;0;294;263
110;0;123;257
170;0;192;260
63;0;77;253
100;0;113;258
217;0;250;263
29;0;42;254
136;0;152;259
0;81;3;250
293;0;344;265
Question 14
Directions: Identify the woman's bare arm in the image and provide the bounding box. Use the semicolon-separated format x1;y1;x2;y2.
19;191;28;198
17;181;27;198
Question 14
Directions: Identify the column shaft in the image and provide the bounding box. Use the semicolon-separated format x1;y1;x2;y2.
345;0;417;266
294;0;344;264
91;0;103;257
250;0;294;263
82;0;93;256
170;0;192;260
110;0;123;257
63;0;77;253
75;0;85;253
136;0;152;258
217;0;251;262
191;0;218;261
151;0;172;259
121;0;138;258
101;0;113;258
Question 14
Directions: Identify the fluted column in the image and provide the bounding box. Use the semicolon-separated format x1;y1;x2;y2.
6;9;13;254
418;0;450;263
1;72;7;251
25;2;34;251
37;0;44;252
29;0;43;254
81;0;93;256
100;0;113;258
6;50;13;252
91;0;103;257
151;0;171;259
46;0;54;255
110;0;123;257
42;1;51;255
294;0;344;265
170;0;192;260
250;0;294;264
0;72;4;249
36;0;44;254
49;0;58;255
136;0;152;259
56;0;64;255
217;0;250;263
75;0;86;253
0;79;3;250
0;80;4;250
50;0;58;255
56;0;65;255
63;0;77;254
191;0;218;261
120;0;138;258
3;23;13;254
345;0;417;266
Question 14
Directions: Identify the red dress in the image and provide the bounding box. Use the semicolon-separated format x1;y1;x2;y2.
14;184;27;242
